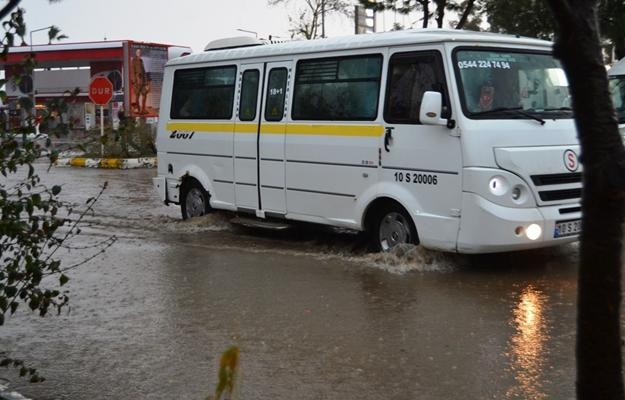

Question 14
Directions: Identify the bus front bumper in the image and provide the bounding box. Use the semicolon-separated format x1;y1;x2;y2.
456;192;580;254
153;176;180;205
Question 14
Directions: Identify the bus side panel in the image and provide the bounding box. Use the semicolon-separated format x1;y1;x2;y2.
158;132;235;208
285;132;380;225
284;51;384;227
157;63;237;208
379;45;463;250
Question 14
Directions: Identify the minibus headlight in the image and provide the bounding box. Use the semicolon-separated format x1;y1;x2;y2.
526;224;542;241
488;176;509;196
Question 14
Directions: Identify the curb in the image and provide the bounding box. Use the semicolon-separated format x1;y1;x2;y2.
55;157;156;169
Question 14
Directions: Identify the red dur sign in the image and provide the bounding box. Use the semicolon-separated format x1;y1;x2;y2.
88;76;114;105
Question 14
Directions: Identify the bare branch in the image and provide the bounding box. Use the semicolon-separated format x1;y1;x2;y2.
0;0;20;21
455;0;475;29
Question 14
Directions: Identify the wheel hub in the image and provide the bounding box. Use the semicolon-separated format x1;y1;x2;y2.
185;187;205;217
379;212;411;251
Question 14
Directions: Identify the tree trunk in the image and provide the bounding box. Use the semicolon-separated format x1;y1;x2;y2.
435;0;445;28
456;0;475;29
615;37;625;61
546;1;625;399
420;0;429;28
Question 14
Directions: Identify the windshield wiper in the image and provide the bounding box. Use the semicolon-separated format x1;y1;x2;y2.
542;107;573;113
470;107;546;125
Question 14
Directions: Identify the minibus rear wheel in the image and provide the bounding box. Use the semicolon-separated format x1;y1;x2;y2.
372;204;417;252
180;179;210;220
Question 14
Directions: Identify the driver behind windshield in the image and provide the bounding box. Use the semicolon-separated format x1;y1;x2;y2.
466;72;519;113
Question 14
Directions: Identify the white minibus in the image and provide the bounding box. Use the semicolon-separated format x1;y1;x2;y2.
153;29;581;253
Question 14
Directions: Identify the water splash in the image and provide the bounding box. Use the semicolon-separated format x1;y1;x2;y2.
0;383;31;400
156;213;235;233
355;244;460;274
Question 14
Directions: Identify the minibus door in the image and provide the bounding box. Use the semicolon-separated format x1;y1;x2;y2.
258;62;291;215
234;64;264;211
381;48;462;251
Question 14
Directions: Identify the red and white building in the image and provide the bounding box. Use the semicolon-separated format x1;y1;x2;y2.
1;40;191;129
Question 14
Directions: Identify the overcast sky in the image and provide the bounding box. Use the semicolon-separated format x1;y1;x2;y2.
20;0;360;52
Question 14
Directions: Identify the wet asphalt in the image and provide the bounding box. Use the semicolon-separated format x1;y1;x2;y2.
0;164;597;399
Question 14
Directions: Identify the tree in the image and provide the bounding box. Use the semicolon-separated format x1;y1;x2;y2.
358;0;479;30
46;25;67;44
598;0;625;60
485;0;625;61
358;0;433;29
0;0;115;383
268;0;353;39
446;0;482;30
482;0;554;39
545;0;625;398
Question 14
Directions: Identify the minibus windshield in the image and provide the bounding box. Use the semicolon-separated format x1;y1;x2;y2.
454;49;572;120
609;76;625;123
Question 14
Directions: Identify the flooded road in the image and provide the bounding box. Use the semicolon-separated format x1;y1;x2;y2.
0;164;587;399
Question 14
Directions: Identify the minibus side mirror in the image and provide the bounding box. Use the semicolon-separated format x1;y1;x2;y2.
420;91;449;127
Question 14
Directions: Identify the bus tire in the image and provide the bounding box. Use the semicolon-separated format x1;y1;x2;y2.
180;179;210;220
371;204;417;252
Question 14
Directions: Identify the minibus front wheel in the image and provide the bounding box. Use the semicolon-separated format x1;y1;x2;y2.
180;178;211;220
371;203;418;252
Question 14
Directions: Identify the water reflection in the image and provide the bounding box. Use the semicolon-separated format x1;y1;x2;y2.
506;285;550;399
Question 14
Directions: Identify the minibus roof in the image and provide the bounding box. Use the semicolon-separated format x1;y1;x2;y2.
167;29;553;67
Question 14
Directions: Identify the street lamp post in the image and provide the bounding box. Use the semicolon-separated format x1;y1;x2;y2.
28;26;52;127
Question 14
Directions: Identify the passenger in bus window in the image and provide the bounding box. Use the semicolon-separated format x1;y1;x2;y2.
479;83;495;111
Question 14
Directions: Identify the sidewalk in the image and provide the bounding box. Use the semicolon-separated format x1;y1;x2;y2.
51;131;156;169
55;156;156;169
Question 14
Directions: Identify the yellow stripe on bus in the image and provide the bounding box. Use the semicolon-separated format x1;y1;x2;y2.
260;124;286;135
285;124;384;137
166;122;384;137
235;123;259;133
166;122;235;132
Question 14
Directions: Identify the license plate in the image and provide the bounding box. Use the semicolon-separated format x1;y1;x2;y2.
554;219;581;238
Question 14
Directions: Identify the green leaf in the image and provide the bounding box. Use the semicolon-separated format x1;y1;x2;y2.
51;185;61;196
28;297;39;311
59;274;69;286
4;286;16;297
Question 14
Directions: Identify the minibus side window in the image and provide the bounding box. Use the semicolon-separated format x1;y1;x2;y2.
239;70;260;121
384;52;449;124
171;65;236;119
265;68;288;122
292;55;382;121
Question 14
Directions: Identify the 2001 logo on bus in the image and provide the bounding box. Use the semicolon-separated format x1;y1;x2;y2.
170;130;195;139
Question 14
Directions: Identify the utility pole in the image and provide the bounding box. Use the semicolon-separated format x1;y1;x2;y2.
321;0;326;38
28;26;53;127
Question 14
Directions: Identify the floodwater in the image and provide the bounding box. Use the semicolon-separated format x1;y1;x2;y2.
0;164;592;399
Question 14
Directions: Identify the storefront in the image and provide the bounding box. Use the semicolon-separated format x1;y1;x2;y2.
1;40;191;130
